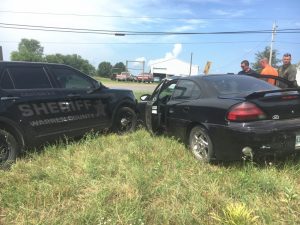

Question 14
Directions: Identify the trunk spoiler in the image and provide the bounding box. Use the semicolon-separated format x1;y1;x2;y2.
218;88;300;100
245;88;300;99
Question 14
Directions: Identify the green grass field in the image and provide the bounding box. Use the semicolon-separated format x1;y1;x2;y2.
1;129;300;225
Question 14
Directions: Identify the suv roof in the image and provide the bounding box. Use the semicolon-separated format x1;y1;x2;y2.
0;61;65;66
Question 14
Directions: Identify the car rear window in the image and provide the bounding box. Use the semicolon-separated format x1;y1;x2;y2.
204;75;279;95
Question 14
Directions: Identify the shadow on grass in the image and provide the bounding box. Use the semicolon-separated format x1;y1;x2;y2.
216;152;300;170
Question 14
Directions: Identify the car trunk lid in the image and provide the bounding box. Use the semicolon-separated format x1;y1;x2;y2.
220;89;300;120
245;89;300;120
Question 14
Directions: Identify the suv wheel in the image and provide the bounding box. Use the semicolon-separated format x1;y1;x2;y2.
113;107;137;133
0;129;20;169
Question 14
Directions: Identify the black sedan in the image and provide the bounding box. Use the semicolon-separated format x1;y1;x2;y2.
138;74;300;162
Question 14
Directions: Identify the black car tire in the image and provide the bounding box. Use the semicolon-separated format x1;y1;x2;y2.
0;129;20;169
112;107;137;133
189;125;214;163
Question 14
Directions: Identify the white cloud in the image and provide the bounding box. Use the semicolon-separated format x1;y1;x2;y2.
148;43;182;66
171;25;196;32
210;9;246;17
133;57;147;66
172;44;182;58
170;19;209;32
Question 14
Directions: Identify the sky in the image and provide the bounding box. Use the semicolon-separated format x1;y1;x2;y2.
1;0;300;75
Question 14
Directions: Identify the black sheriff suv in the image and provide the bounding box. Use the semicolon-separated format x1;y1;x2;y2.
0;61;137;168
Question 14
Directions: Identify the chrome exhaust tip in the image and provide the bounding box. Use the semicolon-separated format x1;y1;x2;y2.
242;146;253;157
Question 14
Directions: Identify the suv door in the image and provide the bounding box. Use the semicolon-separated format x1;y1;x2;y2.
0;64;68;144
49;65;111;135
145;79;177;133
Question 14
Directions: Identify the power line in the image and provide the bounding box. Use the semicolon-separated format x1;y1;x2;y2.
0;10;298;21
214;35;271;72
3;40;295;45
2;40;300;45
1;22;300;36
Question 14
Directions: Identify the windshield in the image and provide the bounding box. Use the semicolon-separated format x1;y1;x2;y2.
204;75;279;95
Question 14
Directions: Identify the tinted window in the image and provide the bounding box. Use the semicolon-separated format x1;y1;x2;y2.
8;67;52;89
158;83;176;103
51;68;94;89
151;81;165;101
204;75;278;95
172;80;201;100
0;70;14;89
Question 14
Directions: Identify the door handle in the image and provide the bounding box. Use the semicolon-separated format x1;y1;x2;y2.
66;93;81;99
0;96;20;101
183;106;190;113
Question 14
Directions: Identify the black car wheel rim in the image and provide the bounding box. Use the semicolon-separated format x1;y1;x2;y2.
192;132;209;160
118;111;134;132
0;134;10;163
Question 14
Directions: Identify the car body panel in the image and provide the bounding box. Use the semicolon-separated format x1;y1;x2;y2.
139;74;300;161
0;61;137;149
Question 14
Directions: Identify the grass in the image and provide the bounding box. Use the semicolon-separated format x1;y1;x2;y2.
93;77;153;101
1;129;300;225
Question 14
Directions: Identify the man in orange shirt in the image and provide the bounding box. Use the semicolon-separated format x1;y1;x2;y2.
260;58;278;85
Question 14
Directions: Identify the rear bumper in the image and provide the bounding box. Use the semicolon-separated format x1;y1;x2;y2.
207;119;300;161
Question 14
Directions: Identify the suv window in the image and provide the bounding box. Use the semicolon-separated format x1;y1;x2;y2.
0;70;14;89
172;80;201;100
51;68;94;89
8;67;52;89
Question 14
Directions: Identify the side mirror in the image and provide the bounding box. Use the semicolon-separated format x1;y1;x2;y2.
140;94;151;101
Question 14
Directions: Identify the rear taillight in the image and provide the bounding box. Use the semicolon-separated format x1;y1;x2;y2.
227;102;266;122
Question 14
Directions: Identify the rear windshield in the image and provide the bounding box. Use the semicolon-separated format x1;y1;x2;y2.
204;75;279;95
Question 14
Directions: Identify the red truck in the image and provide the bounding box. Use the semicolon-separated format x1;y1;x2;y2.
116;72;135;81
136;73;153;83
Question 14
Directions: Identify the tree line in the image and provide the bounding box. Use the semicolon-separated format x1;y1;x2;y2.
10;38;297;77
10;38;126;77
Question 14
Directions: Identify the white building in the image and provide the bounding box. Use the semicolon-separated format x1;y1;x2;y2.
297;66;300;85
150;58;199;79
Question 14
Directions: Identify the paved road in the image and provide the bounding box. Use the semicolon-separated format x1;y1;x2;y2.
105;82;157;92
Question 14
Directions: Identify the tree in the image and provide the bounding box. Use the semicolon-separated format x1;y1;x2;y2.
11;39;96;75
252;46;281;72
45;54;96;76
112;62;126;74
11;38;44;62
97;61;112;78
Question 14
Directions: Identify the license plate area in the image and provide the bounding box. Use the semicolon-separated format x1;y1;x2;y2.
295;133;300;149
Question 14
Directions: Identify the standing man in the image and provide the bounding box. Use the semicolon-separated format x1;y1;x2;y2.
278;53;297;88
260;58;278;85
238;60;257;75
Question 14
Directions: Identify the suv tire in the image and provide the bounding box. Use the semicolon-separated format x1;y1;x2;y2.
112;107;137;133
0;129;20;169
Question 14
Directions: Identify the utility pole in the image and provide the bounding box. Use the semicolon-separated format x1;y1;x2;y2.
189;52;193;76
142;60;145;74
142;61;145;82
0;46;3;61
269;22;277;65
